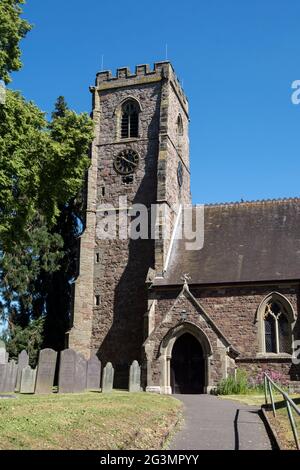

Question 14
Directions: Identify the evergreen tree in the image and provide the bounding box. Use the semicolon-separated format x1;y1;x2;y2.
0;91;93;356
0;2;94;360
34;96;89;351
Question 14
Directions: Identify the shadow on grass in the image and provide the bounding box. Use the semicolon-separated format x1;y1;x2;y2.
265;397;300;411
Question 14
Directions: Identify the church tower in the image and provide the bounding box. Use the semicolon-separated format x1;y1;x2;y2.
69;62;190;386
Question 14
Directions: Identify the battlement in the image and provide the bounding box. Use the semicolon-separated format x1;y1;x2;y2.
95;61;188;107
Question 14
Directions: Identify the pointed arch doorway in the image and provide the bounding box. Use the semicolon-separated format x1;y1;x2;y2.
170;333;205;394
159;322;212;395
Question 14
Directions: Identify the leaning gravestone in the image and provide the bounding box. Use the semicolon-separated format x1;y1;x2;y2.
58;348;77;393
102;362;114;393
129;360;141;393
74;353;87;393
35;348;57;394
15;350;29;392
87;355;101;390
20;366;36;394
0;340;6;364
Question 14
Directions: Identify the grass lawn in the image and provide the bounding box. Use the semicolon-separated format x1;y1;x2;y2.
221;393;300;450
0;391;182;450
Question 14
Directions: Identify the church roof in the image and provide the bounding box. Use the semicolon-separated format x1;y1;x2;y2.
154;198;300;286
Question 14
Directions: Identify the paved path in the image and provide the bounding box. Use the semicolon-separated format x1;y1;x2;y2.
170;395;272;450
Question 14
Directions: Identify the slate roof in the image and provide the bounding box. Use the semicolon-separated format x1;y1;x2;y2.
154;198;300;286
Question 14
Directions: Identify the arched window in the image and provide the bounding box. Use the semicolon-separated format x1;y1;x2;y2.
177;114;183;136
121;100;139;138
263;298;292;354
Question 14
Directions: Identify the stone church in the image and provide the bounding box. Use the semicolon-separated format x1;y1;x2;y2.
69;61;300;393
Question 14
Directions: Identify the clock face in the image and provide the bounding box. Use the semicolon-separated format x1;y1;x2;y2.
177;161;183;187
114;149;139;175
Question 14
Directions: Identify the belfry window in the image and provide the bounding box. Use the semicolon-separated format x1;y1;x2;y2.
121;100;139;138
263;300;291;353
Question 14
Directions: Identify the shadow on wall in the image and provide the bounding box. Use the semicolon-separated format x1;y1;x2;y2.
95;106;160;389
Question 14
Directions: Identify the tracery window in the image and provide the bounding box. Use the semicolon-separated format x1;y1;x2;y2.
263;300;291;353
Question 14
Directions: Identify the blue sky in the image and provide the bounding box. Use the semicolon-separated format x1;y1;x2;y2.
10;0;300;204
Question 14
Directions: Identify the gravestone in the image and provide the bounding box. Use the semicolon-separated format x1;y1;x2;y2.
20;366;37;394
15;350;29;392
129;360;141;393
0;364;7;392
74;353;87;393
87;355;101;390
9;360;18;392
2;361;17;393
102;362;114;393
35;348;57;394
0;340;6;364
58;348;77;393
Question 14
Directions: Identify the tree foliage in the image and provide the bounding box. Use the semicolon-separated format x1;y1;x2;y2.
0;91;93;248
0;0;94;360
1;316;44;367
0;93;93;355
0;0;32;84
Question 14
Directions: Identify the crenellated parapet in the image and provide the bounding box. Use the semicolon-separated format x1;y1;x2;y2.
95;61;188;113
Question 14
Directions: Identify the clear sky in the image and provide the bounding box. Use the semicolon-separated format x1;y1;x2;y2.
10;0;300;205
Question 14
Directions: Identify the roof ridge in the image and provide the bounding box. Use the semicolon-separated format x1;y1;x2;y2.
200;197;300;208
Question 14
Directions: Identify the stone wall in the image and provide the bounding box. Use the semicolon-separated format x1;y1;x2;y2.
144;282;300;390
70;62;191;386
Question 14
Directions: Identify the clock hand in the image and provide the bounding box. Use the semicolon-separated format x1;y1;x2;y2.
121;156;137;167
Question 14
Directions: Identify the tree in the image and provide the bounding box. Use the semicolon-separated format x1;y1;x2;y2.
0;92;93;357
37;197;83;351
0;90;93;249
2;317;44;366
0;2;93;359
33;96;90;352
0;0;31;84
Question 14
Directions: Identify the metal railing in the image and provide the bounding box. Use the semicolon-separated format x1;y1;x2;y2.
264;372;300;450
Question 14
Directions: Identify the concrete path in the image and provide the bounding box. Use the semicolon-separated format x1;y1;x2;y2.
170;395;272;450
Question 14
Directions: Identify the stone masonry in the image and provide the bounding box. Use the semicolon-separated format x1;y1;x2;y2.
69;62;191;387
69;61;300;392
144;282;300;392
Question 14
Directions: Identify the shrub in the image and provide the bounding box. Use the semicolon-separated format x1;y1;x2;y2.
249;369;288;391
216;368;289;395
216;369;249;395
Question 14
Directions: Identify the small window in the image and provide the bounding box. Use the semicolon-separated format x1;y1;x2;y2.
95;295;100;306
278;315;290;353
121;100;139;138
177;114;183;136
265;315;276;353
